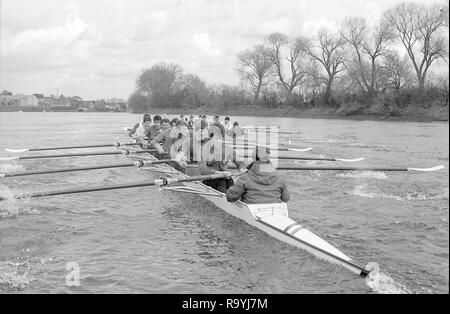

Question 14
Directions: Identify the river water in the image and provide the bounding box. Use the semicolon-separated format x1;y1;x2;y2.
0;112;448;294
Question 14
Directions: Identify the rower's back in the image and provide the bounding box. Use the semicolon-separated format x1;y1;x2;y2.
226;161;290;205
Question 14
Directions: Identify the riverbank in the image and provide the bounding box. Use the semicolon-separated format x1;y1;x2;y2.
138;102;449;122
2;102;447;122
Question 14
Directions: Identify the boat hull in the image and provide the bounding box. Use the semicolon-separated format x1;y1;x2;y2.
128;148;369;277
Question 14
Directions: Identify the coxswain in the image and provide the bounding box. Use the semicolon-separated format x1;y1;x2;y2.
226;146;290;204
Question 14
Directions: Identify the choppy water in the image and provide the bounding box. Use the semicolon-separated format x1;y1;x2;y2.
0;112;448;294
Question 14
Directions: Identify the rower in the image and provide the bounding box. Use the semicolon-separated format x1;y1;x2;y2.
232;122;243;139
179;115;188;126
197;126;247;193
226;146;290;204
144;115;162;148
150;118;173;159
160;118;171;131
211;115;226;139
129;114;151;140
187;115;195;130
224;117;233;137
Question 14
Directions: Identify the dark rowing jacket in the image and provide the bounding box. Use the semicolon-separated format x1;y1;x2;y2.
226;162;290;204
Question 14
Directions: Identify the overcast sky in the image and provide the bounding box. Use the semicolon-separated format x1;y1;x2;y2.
0;0;443;100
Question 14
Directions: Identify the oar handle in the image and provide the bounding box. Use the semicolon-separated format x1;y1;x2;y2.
2;181;159;201
0;173;230;201
25;142;141;152
14;149;156;160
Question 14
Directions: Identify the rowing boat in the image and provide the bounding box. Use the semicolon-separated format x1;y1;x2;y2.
123;144;370;277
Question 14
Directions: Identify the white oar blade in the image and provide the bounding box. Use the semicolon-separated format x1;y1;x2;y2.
335;157;365;163
288;147;313;152
5;148;30;153
0;157;20;161
407;165;445;172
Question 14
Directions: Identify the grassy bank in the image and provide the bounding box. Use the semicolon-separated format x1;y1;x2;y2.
136;102;449;122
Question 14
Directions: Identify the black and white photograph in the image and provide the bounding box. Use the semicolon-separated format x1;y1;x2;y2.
0;0;448;298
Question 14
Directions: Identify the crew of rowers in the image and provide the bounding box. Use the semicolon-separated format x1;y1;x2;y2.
128;114;290;205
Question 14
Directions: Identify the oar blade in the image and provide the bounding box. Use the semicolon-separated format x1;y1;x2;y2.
5;148;30;153
0;156;20;161
407;165;445;172
335;157;365;163
288;147;313;152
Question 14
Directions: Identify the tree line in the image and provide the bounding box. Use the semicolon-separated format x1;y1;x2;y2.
128;1;449;114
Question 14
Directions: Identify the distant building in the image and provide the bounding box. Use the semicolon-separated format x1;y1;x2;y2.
0;94;38;107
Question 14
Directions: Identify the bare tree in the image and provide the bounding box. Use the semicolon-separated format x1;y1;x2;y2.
341;17;393;96
237;45;273;102
382;51;415;90
306;28;346;105
266;33;313;97
384;2;449;90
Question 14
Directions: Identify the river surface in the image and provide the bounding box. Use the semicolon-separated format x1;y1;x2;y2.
0;112;448;294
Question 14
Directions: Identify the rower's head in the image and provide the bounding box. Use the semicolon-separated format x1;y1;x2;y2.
170;118;179;128
253;146;271;163
225;117;230;123
161;118;170;130
143;114;152;128
202;115;207;120
233;122;239;127
153;115;162;127
214;115;220;123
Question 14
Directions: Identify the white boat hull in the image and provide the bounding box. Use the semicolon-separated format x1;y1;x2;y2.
128;147;369;277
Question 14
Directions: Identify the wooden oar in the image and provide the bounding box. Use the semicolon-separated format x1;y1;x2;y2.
0;173;230;201
231;165;445;172
4;142;142;153
0;150;156;161
238;156;364;163
0;160;174;178
234;146;313;152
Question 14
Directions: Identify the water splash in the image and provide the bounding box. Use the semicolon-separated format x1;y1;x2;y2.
337;171;388;180
0;261;33;291
350;184;449;202
0;185;19;218
0;163;25;174
365;262;411;294
0;185;40;218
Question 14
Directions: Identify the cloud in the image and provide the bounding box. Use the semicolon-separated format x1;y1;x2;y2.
303;18;340;35
133;10;169;41
192;33;222;57
2;0;446;100
258;17;295;36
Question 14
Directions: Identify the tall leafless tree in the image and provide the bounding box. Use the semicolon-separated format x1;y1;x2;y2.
237;45;273;103
266;33;313;98
384;2;449;90
382;51;415;90
341;17;393;96
306;28;346;105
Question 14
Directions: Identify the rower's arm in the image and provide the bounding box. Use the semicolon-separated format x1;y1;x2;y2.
226;176;246;202
128;123;139;137
150;130;165;147
280;180;290;203
198;160;216;175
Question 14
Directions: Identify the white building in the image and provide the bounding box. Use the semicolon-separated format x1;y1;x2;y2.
0;94;39;107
